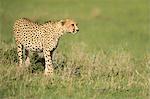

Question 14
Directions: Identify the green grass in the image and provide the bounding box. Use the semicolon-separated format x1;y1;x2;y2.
0;0;149;98
0;46;149;99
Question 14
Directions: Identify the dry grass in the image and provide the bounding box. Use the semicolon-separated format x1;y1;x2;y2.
0;43;149;98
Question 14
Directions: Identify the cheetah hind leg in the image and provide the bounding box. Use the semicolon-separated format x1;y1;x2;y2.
25;49;31;67
17;43;23;67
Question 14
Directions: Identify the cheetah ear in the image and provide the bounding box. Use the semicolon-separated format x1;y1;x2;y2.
60;20;66;26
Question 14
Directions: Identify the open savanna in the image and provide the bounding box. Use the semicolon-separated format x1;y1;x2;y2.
0;0;149;99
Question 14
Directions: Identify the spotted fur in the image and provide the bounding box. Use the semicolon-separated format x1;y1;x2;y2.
13;18;79;76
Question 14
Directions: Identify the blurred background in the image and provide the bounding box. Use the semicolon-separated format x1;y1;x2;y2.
0;0;149;98
0;0;149;57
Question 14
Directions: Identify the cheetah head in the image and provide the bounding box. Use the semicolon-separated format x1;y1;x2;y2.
60;19;79;34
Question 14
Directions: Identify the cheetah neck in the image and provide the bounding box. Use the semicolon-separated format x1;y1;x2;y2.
41;22;66;40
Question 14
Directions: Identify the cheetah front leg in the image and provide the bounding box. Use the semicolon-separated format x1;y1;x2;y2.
43;49;54;76
25;49;31;66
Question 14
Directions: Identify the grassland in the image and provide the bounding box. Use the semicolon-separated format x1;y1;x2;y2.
0;0;149;99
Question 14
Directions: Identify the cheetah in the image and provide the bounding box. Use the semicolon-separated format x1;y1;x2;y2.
13;18;79;76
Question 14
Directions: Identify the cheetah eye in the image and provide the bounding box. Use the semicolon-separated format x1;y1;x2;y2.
71;24;74;26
